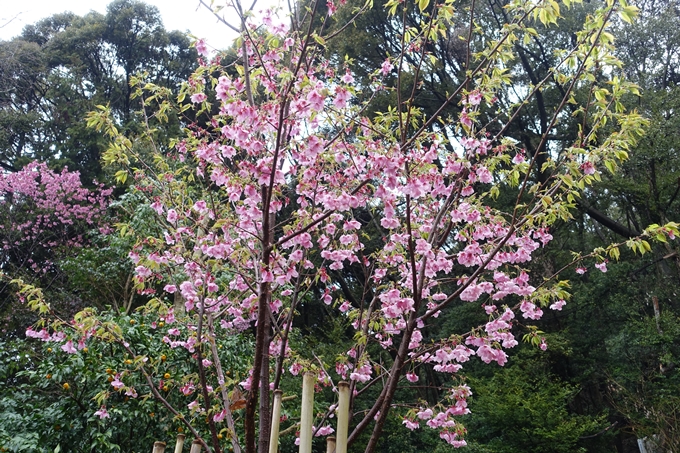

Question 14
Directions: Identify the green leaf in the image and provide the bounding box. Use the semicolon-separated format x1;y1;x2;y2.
114;170;128;184
619;5;639;24
608;246;620;261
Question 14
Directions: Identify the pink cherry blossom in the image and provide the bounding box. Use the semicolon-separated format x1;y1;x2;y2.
191;92;208;104
416;408;433;420
61;340;77;354
342;69;355;84
403;419;419;430
289;363;303;376
214;409;227;422
181;382;196;396
111;374;124;390
460;110;473;128
550;300;566;310
470;90;483;105
315;425;334;436
195;39;209;57
380;59;393;75
94;406;110;419
188;400;201;412
580;161;596;175
406;372;419;382
334;86;351;108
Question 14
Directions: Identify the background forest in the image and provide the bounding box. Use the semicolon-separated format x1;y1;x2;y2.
0;0;679;452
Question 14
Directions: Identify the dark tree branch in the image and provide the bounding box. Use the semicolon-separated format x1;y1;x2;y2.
578;200;641;239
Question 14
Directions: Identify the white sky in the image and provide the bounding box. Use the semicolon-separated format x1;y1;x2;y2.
0;0;252;48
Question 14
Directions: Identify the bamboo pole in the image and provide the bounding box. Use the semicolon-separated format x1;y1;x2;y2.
174;434;186;453
335;381;349;453
269;389;284;453
326;436;336;453
152;441;166;453
299;372;315;453
190;439;202;453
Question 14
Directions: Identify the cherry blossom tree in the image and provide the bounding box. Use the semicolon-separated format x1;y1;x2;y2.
18;0;680;452
0;162;110;266
0;162;111;330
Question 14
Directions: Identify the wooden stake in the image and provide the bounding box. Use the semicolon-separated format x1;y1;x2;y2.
335;381;349;453
190;439;202;453
299;372;315;453
326;436;336;453
152;441;166;453
269;389;283;453
174;434;186;453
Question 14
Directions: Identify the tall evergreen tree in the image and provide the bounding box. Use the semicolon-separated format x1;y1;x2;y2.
0;0;197;184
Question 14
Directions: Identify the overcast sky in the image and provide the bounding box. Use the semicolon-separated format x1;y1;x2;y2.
0;0;255;48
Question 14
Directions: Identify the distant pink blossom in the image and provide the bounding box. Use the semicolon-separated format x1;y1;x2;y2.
350;364;372;383
180;382;195;396
150;201;164;215
550;300;566;310
403;419;419;430
468;91;483;105
520;300;543;320
315;425;334;436
512;151;526;164
111;374;124;390
460;110;472;128
380;59;393;76
341;69;354;84
327;0;337;15
195;39;209;57
580;161;596;175
440;431;466;447
595;261;608;273
213;409;227;422
94;406;110;419
191;93;207;104
188;400;201;411
61;340;77;354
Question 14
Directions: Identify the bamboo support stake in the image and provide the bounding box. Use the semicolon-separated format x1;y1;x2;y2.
152;441;166;453
269;389;284;453
335;381;349;453
299;372;315;453
190;440;202;453
174;434;186;453
326;437;336;453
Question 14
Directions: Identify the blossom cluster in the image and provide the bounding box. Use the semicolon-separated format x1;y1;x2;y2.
0;162;111;273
